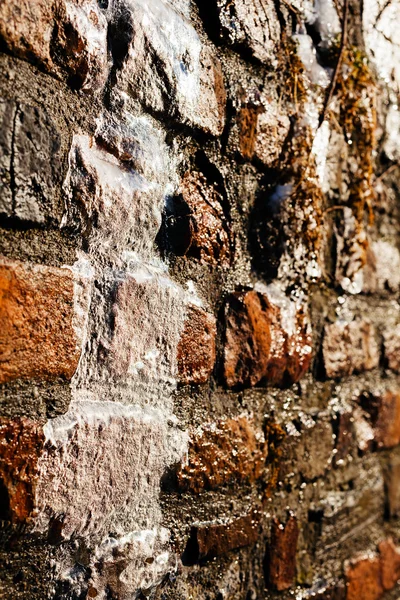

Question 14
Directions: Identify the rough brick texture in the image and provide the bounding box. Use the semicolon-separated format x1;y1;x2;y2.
0;258;83;384
1;0;400;598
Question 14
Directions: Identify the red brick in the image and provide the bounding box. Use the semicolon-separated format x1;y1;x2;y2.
176;416;267;492
266;515;299;591
175;170;231;267
224;289;312;388
0;258;82;384
323;320;379;379
0;418;45;522
379;538;400;591
177;304;216;384
345;555;383;600
184;510;260;563
0;0;107;90
0;0;55;69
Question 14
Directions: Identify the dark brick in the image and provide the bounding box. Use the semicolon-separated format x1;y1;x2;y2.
171;170;231;267
333;410;354;467
0;418;45;522
384;454;400;518
266;515;299;591
183;510;260;564
361;391;400;449
211;0;280;65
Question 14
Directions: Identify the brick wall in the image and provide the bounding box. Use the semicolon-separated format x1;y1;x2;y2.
0;0;400;599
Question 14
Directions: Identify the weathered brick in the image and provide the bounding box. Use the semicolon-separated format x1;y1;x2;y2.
0;418;45;522
224;288;312;388
281;416;333;481
383;324;400;373
0;0;55;69
353;406;375;454
266;515;299;591
383;454;400;518
183;510;260;563
333;410;354;467
111;268;213;387
0;258;83;384
111;0;226;135
237;96;290;166
212;0;280;65
52;0;108;90
34;402;186;541
0;101;62;224
167;170;231;267
323;320;379;379
0;99;15;218
378;538;400;591
361;391;400;449
303;583;345;599
345;555;383;600
65;132;167;256
363;241;400;293
176;416;267;492
177;304;216;384
0;0;108;90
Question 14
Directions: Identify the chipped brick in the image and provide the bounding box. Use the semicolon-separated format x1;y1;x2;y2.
266;515;299;591
323;320;379;379
176;416;267;492
177;304;216;384
0;258;83;384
